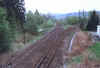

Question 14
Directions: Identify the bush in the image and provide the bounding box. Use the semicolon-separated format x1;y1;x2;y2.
88;42;100;60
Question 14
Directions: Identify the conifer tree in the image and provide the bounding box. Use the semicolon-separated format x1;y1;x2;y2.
87;11;99;31
0;7;11;53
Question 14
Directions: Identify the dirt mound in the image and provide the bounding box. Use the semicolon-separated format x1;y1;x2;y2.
68;31;93;56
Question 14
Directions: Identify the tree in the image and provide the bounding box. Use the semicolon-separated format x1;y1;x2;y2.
0;7;11;53
3;0;26;44
0;0;4;7
3;0;26;23
34;9;40;16
24;11;38;35
66;16;79;25
86;11;99;31
3;0;26;33
79;17;88;30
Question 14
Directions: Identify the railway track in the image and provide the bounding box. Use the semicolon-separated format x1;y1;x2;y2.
5;26;65;68
2;26;79;68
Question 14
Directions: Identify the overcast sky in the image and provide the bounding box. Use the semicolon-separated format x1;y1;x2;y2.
25;0;100;14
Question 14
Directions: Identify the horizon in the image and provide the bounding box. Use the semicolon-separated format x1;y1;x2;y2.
25;0;100;14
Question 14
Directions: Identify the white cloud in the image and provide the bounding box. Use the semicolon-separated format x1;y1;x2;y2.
25;0;100;14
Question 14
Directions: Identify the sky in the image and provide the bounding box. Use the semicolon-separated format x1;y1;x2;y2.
25;0;100;14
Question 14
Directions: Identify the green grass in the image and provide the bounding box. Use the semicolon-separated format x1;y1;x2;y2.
70;42;100;63
71;55;83;63
88;42;100;60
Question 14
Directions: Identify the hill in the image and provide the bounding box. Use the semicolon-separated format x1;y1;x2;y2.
52;12;89;19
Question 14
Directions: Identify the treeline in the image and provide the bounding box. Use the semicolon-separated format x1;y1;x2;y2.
24;10;56;35
59;10;100;31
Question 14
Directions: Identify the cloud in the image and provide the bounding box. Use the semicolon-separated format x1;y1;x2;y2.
25;0;100;14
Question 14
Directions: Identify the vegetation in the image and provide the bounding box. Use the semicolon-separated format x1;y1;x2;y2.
88;42;100;61
59;15;88;30
0;0;26;52
72;55;83;63
0;7;11;53
86;11;99;31
69;42;100;64
24;11;39;35
65;16;79;25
